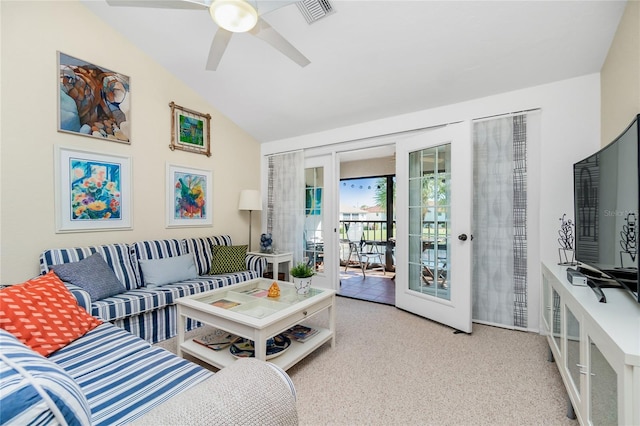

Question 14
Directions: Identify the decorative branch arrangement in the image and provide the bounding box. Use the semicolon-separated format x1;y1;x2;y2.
558;214;574;250
620;213;637;266
558;214;577;265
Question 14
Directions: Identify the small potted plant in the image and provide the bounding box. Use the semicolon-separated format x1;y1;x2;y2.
290;262;314;295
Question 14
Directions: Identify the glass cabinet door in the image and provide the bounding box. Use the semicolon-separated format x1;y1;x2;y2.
589;338;618;425
552;288;562;355
542;273;551;332
565;306;581;400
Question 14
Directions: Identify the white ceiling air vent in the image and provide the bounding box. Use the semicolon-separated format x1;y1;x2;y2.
296;0;334;24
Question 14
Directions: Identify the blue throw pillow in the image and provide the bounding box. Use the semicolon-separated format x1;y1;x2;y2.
138;253;198;286
51;252;125;302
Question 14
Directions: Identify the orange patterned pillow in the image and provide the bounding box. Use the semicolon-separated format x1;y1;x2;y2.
0;271;102;356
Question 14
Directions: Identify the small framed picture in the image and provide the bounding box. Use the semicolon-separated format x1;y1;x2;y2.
166;163;213;228
169;102;211;157
55;146;132;232
58;52;131;143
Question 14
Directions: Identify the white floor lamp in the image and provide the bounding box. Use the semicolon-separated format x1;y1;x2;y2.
238;189;262;251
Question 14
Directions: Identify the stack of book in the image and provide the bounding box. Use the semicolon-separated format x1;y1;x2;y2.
194;324;319;352
283;324;318;343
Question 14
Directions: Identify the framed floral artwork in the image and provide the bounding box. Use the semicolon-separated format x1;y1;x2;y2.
58;52;131;143
55;146;132;232
166;163;213;228
169;101;211;157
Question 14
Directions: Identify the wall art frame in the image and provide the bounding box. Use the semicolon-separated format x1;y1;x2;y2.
166;163;213;228
55;146;132;233
58;52;131;144
169;101;211;157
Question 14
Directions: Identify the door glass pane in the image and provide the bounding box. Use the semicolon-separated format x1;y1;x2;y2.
590;339;618;425
565;307;581;397
408;144;451;300
305;167;324;274
552;289;562;354
408;235;422;264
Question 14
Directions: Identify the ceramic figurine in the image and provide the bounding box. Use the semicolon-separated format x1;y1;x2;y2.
268;282;280;298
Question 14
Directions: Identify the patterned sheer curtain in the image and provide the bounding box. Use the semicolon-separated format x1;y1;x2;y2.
472;114;528;328
267;151;306;265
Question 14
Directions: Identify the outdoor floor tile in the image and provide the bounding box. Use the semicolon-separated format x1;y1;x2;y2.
338;266;395;305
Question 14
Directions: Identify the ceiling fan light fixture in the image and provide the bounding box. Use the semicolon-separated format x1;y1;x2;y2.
209;0;258;33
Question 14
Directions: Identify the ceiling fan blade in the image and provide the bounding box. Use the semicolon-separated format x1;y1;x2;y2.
206;29;233;71
250;18;311;67
106;0;208;10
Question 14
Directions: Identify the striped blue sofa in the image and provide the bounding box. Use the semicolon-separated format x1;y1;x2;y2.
39;235;267;344
0;323;298;425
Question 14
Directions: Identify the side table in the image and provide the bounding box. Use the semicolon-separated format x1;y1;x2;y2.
247;251;293;282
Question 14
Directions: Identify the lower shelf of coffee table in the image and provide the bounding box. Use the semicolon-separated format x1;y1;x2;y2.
180;327;333;371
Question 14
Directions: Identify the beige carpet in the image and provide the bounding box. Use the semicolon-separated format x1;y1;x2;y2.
157;296;577;426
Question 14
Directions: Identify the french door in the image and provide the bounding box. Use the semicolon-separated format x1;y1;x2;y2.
395;123;473;333
304;155;337;290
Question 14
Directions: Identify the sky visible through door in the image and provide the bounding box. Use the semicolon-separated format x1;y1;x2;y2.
339;176;394;244
340;177;379;209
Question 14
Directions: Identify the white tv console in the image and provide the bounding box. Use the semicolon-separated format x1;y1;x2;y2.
541;262;640;425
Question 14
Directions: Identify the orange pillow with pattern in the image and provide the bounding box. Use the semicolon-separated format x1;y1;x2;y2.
0;271;102;356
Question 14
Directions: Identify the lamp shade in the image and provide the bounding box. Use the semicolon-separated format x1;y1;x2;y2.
209;0;258;33
238;189;262;211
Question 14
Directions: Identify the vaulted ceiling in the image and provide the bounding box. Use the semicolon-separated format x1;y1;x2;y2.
81;0;627;142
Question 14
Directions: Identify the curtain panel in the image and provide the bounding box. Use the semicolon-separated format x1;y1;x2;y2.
267;152;306;265
472;114;528;328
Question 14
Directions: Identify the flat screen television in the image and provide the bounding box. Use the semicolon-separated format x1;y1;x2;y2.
573;114;639;303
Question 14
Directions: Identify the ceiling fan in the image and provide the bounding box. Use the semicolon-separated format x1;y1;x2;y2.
105;0;311;71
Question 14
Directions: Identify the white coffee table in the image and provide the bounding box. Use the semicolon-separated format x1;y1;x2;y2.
176;278;336;371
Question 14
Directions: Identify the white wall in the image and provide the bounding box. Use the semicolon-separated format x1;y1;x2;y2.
263;73;602;331
341;157;395;179
0;1;262;283
601;0;640;145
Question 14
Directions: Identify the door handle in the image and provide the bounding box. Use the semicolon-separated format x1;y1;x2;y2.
458;234;468;241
